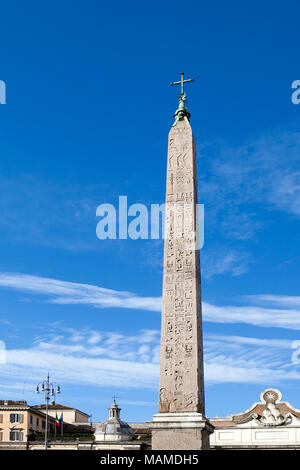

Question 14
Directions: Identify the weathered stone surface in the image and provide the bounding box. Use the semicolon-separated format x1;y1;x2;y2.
151;116;213;450
152;428;209;450
158;117;204;415
151;413;213;450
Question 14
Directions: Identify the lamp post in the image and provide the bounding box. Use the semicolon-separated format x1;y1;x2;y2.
35;373;61;450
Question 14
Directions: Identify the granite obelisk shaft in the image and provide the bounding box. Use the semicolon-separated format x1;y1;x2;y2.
159;116;204;415
151;113;213;450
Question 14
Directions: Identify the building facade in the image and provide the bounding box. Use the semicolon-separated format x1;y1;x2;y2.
209;388;300;449
0;400;56;447
136;388;300;449
2;389;300;449
32;402;90;425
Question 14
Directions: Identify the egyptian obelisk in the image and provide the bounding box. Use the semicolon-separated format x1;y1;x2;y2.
151;74;213;450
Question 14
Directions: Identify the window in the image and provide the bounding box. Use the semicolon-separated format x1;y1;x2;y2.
36;417;39;427
10;413;21;424
10;430;22;441
42;420;46;430
30;415;33;425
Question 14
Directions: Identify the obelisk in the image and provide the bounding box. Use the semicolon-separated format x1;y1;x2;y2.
151;74;213;450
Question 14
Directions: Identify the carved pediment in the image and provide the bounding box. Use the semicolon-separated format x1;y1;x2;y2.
233;389;299;428
250;408;293;427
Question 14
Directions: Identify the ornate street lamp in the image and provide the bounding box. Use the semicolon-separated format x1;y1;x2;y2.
35;373;61;450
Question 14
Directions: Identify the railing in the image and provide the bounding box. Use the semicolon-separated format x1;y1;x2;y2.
28;432;94;442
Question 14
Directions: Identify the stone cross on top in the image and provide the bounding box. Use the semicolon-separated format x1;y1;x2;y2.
170;72;194;96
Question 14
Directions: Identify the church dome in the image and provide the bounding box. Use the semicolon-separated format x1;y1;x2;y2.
94;400;133;442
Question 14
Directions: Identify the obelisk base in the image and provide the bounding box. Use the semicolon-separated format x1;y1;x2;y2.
150;413;214;450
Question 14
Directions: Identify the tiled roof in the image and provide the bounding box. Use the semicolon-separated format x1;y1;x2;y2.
0;400;27;405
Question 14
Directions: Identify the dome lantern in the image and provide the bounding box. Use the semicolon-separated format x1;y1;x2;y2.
94;399;133;442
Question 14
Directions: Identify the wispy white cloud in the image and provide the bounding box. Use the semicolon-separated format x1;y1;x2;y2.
0;173;103;250
1;272;300;330
195;130;300;279
32;327;161;363
0;272;161;312
249;294;300;308
205;333;293;349
0;329;299;393
205;363;300;384
0;326;160;391
202;249;251;278
204;333;300;384
138;130;300;279
203;302;300;330
199;130;300;224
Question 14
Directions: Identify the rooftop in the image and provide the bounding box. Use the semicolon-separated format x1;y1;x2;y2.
0;400;27;406
32;403;89;416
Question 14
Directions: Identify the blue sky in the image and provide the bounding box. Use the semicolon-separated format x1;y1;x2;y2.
0;0;300;423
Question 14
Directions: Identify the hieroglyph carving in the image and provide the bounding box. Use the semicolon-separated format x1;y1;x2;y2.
158;117;205;414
